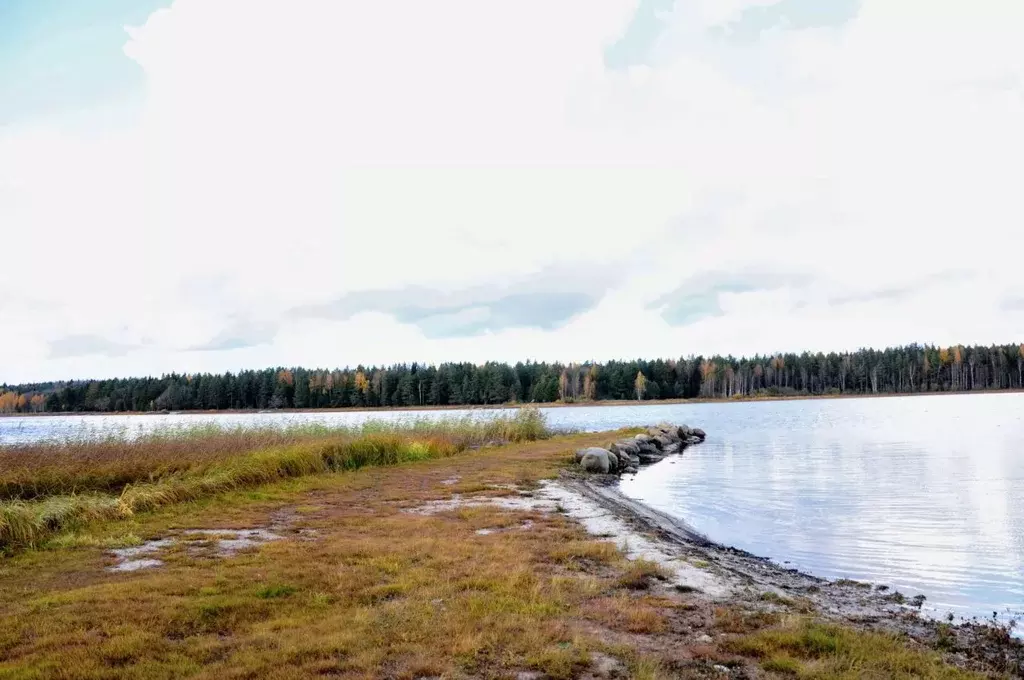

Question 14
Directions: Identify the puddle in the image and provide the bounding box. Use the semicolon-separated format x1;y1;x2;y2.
183;528;282;555
110;538;174;559
110;558;164;572
107;527;285;572
475;520;535;536
107;539;175;572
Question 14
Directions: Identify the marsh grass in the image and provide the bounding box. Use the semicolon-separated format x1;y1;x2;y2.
726;618;984;679
0;408;549;552
0;409;548;501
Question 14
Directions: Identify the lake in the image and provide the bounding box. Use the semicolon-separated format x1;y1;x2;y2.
3;394;1022;628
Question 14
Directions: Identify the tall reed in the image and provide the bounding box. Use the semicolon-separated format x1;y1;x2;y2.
0;408;549;553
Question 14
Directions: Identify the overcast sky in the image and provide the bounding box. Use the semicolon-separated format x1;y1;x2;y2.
2;0;1023;383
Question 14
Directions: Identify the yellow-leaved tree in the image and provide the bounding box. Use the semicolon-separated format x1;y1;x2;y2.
634;371;647;401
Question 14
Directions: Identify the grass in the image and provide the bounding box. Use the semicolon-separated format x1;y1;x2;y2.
0;431;653;678
0;408;549;553
255;584;298;599
584;594;670;633
615;558;673;590
0;409;548;500
760;591;797;607
725;618;985;679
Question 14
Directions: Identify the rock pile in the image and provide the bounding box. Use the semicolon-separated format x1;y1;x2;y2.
574;423;706;475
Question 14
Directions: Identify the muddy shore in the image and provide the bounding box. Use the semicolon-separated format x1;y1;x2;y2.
551;470;1024;676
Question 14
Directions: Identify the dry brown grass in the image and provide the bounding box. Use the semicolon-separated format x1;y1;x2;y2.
0;409;548;500
584;594;670;633
0;431;649;679
615;558;673;590
0;410;550;553
714;605;782;634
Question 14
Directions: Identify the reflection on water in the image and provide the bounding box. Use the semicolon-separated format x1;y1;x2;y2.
3;394;1022;626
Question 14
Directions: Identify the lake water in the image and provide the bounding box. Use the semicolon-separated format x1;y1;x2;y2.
3;395;1022;627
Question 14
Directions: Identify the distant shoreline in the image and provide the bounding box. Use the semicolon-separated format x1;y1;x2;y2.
2;387;1021;418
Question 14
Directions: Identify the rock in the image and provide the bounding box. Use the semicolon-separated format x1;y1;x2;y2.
636;440;660;455
647;426;669;439
577;425;705;476
610;440;640;457
653;423;682;439
590;652;626;677
691;427;706;440
696;633;714;644
605;450;619;472
653;435;674;450
578;448;611;474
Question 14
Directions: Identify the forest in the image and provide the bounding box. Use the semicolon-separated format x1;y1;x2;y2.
2;343;1023;414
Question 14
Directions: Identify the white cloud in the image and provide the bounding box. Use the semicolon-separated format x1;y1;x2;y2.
1;0;1023;383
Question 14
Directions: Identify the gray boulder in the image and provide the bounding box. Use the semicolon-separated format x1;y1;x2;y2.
691;427;706;440
623;466;639;474
651;423;682;440
634;433;655;445
605;449;620;472
653;435;674;450
611;440;640;457
578;448;611;474
637;451;665;464
636;439;660;455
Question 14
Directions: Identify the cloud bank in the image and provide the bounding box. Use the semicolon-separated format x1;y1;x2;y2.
1;0;1022;382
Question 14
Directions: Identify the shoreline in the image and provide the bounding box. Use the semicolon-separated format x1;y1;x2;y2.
553;469;1023;669
2;387;1022;419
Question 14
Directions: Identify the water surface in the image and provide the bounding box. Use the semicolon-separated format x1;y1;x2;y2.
616;394;1024;628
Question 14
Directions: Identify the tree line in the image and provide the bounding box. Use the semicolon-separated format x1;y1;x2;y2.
2;343;1023;414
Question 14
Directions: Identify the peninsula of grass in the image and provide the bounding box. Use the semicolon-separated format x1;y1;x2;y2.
0;409;548;553
0;411;1013;678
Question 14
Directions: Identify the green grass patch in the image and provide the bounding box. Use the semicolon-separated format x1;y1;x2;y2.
725;619;984;679
255;584;298;599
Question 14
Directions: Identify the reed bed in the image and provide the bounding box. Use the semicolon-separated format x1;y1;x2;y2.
0;408;549;553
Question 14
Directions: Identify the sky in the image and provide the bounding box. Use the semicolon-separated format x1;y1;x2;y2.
1;0;1023;384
